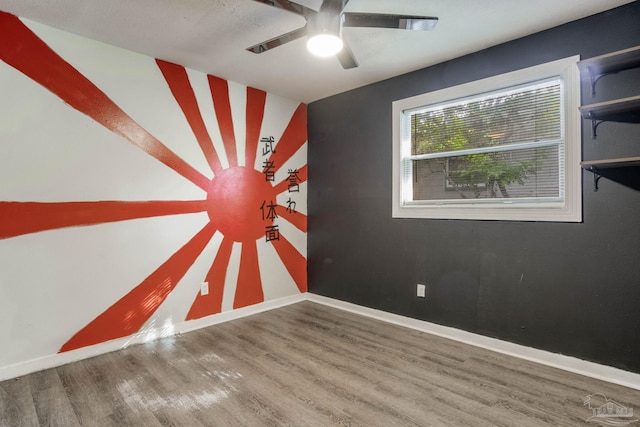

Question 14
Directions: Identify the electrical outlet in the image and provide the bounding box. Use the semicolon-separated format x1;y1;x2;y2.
417;283;426;298
200;281;209;296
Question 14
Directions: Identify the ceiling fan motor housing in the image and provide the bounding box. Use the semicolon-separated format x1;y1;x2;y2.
307;8;344;40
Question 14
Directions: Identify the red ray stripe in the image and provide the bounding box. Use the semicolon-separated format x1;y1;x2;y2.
275;206;307;233
245;87;267;169
0;12;210;191
185;236;233;320
273;164;308;195
59;222;217;352
0;200;208;240
265;103;307;173
271;234;307;293
208;76;238;167
156;60;223;175
233;240;264;309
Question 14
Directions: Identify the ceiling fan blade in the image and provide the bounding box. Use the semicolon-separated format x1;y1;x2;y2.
246;25;308;54
249;0;315;17
336;39;358;69
343;13;438;31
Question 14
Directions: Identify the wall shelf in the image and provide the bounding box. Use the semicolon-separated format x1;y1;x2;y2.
578;45;640;191
577;45;640;97
579;95;640;138
581;157;640;191
581;156;640;169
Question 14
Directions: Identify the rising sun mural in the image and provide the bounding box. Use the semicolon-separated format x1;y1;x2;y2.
0;11;307;355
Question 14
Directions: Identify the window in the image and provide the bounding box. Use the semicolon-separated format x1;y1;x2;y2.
392;56;581;222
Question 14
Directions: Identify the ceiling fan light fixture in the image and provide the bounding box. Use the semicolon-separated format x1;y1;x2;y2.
306;10;344;57
307;34;343;57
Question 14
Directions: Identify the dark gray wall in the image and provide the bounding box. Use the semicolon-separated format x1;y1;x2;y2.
308;2;640;373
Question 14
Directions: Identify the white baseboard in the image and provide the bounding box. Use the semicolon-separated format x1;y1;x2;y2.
3;291;639;392
306;293;640;391
0;293;306;382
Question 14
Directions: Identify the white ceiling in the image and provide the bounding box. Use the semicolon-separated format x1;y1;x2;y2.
0;0;635;103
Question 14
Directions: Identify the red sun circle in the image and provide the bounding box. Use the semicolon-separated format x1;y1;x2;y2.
207;166;276;242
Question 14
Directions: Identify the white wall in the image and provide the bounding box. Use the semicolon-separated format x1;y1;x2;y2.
0;13;307;377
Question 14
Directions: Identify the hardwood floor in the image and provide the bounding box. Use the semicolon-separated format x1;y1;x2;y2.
1;301;639;426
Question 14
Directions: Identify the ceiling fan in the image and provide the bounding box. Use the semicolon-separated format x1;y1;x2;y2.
246;0;438;69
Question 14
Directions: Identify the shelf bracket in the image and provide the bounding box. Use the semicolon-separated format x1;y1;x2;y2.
586;66;617;97
589;166;603;191
589;116;605;139
587;67;604;98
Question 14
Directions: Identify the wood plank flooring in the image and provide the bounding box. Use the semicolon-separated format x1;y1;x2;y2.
1;301;640;426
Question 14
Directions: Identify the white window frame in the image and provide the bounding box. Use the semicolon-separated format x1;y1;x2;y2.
392;56;582;222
